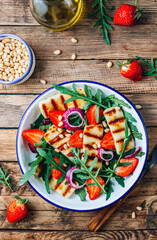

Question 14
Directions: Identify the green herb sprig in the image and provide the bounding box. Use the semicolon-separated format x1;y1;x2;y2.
0;167;13;191
136;56;157;79
89;0;114;45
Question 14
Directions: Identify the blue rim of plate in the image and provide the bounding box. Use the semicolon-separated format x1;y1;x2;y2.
0;34;33;85
16;80;149;212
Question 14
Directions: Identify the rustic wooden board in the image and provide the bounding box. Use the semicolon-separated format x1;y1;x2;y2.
0;60;157;94
0;26;157;60
0;230;157;240
0;94;157;128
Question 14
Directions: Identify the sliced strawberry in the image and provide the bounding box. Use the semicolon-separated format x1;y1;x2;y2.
115;158;138;177
22;129;45;147
68;130;83;148
100;131;115;150
86;177;105;200
49;110;65;128
51;157;62;180
87;105;104;125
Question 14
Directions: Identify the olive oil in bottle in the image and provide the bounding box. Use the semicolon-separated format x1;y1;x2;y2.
30;0;83;31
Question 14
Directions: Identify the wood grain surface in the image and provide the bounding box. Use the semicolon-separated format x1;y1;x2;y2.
0;0;157;239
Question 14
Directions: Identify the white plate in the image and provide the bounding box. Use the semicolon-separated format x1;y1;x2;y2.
16;81;148;211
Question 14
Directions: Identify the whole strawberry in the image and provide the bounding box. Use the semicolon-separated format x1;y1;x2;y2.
113;4;144;26
7;196;28;223
116;60;143;81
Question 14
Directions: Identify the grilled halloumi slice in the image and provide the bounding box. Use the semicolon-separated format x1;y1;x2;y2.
44;125;72;156
49;177;76;198
83;124;104;158
85;156;102;172
39;87;87;118
104;106;135;154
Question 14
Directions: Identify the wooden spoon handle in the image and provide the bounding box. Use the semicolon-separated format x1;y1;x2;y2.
87;184;136;232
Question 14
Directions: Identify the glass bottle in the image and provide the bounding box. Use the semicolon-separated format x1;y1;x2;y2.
30;0;83;31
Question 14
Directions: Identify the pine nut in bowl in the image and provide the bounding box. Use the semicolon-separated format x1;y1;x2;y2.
0;34;35;85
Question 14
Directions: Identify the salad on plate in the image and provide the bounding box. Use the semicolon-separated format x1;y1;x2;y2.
20;83;145;201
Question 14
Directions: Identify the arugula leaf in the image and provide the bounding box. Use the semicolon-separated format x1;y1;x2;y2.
75;186;87;201
132;131;142;140
39;124;52;131
115;176;125;187
28;156;42;166
106;181;114;200
19;166;38;186
53;83;107;109
31;114;44;129
95;106;100;123
84;85;93;99
107;95;131;109
123;110;137;123
44;164;51;194
136;151;145;157
118;162;132;167
94;89;102;104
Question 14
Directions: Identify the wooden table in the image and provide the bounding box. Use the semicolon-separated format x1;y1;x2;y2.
0;0;157;239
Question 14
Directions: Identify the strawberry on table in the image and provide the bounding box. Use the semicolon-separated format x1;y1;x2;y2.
116;60;143;81
87;105;104;125
68;130;83;148
49;110;65;128
52;157;62;180
100;131;115;150
113;3;144;26
115;158;138;177
7;196;28;223
22;129;45;147
86;177;105;200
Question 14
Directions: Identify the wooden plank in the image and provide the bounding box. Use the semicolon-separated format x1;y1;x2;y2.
0;230;157;240
0;25;157;60
0;94;157;128
0;60;157;94
0;0;156;25
0;127;156;162
0;195;157;230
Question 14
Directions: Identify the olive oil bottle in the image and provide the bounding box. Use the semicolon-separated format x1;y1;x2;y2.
30;0;83;31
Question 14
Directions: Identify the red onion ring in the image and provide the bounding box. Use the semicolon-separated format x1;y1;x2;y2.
42;119;50;125
63;107;84;131
66;166;86;189
125;146;142;159
28;143;37;153
98;148;114;161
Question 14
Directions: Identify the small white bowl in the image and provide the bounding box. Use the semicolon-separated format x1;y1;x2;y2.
0;34;35;85
16;81;148;211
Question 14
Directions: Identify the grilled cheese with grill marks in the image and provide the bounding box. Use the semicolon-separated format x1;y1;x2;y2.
39;88;87;118
104;106;135;154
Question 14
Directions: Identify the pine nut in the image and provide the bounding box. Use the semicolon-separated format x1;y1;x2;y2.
64;144;68;150
79;133;83;139
107;61;113;68
105;128;110;133
80;149;84;153
40;79;47;85
58;121;63;127
106;161;109;166
97;142;101;149
135;105;142;110
117;106;121;111
65;133;71;138
58;115;62;121
58;128;63;133
54;50;61;55
132;212;136;219
93;144;97;149
102;121;107;127
71;38;78;43
67;142;70;147
66;130;72;133
55;148;59;153
71;53;77;60
136;206;142;211
59;134;64;138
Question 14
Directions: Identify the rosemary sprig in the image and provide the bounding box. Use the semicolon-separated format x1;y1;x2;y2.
89;0;113;45
53;83;107;109
0;167;13;191
136;56;157;79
